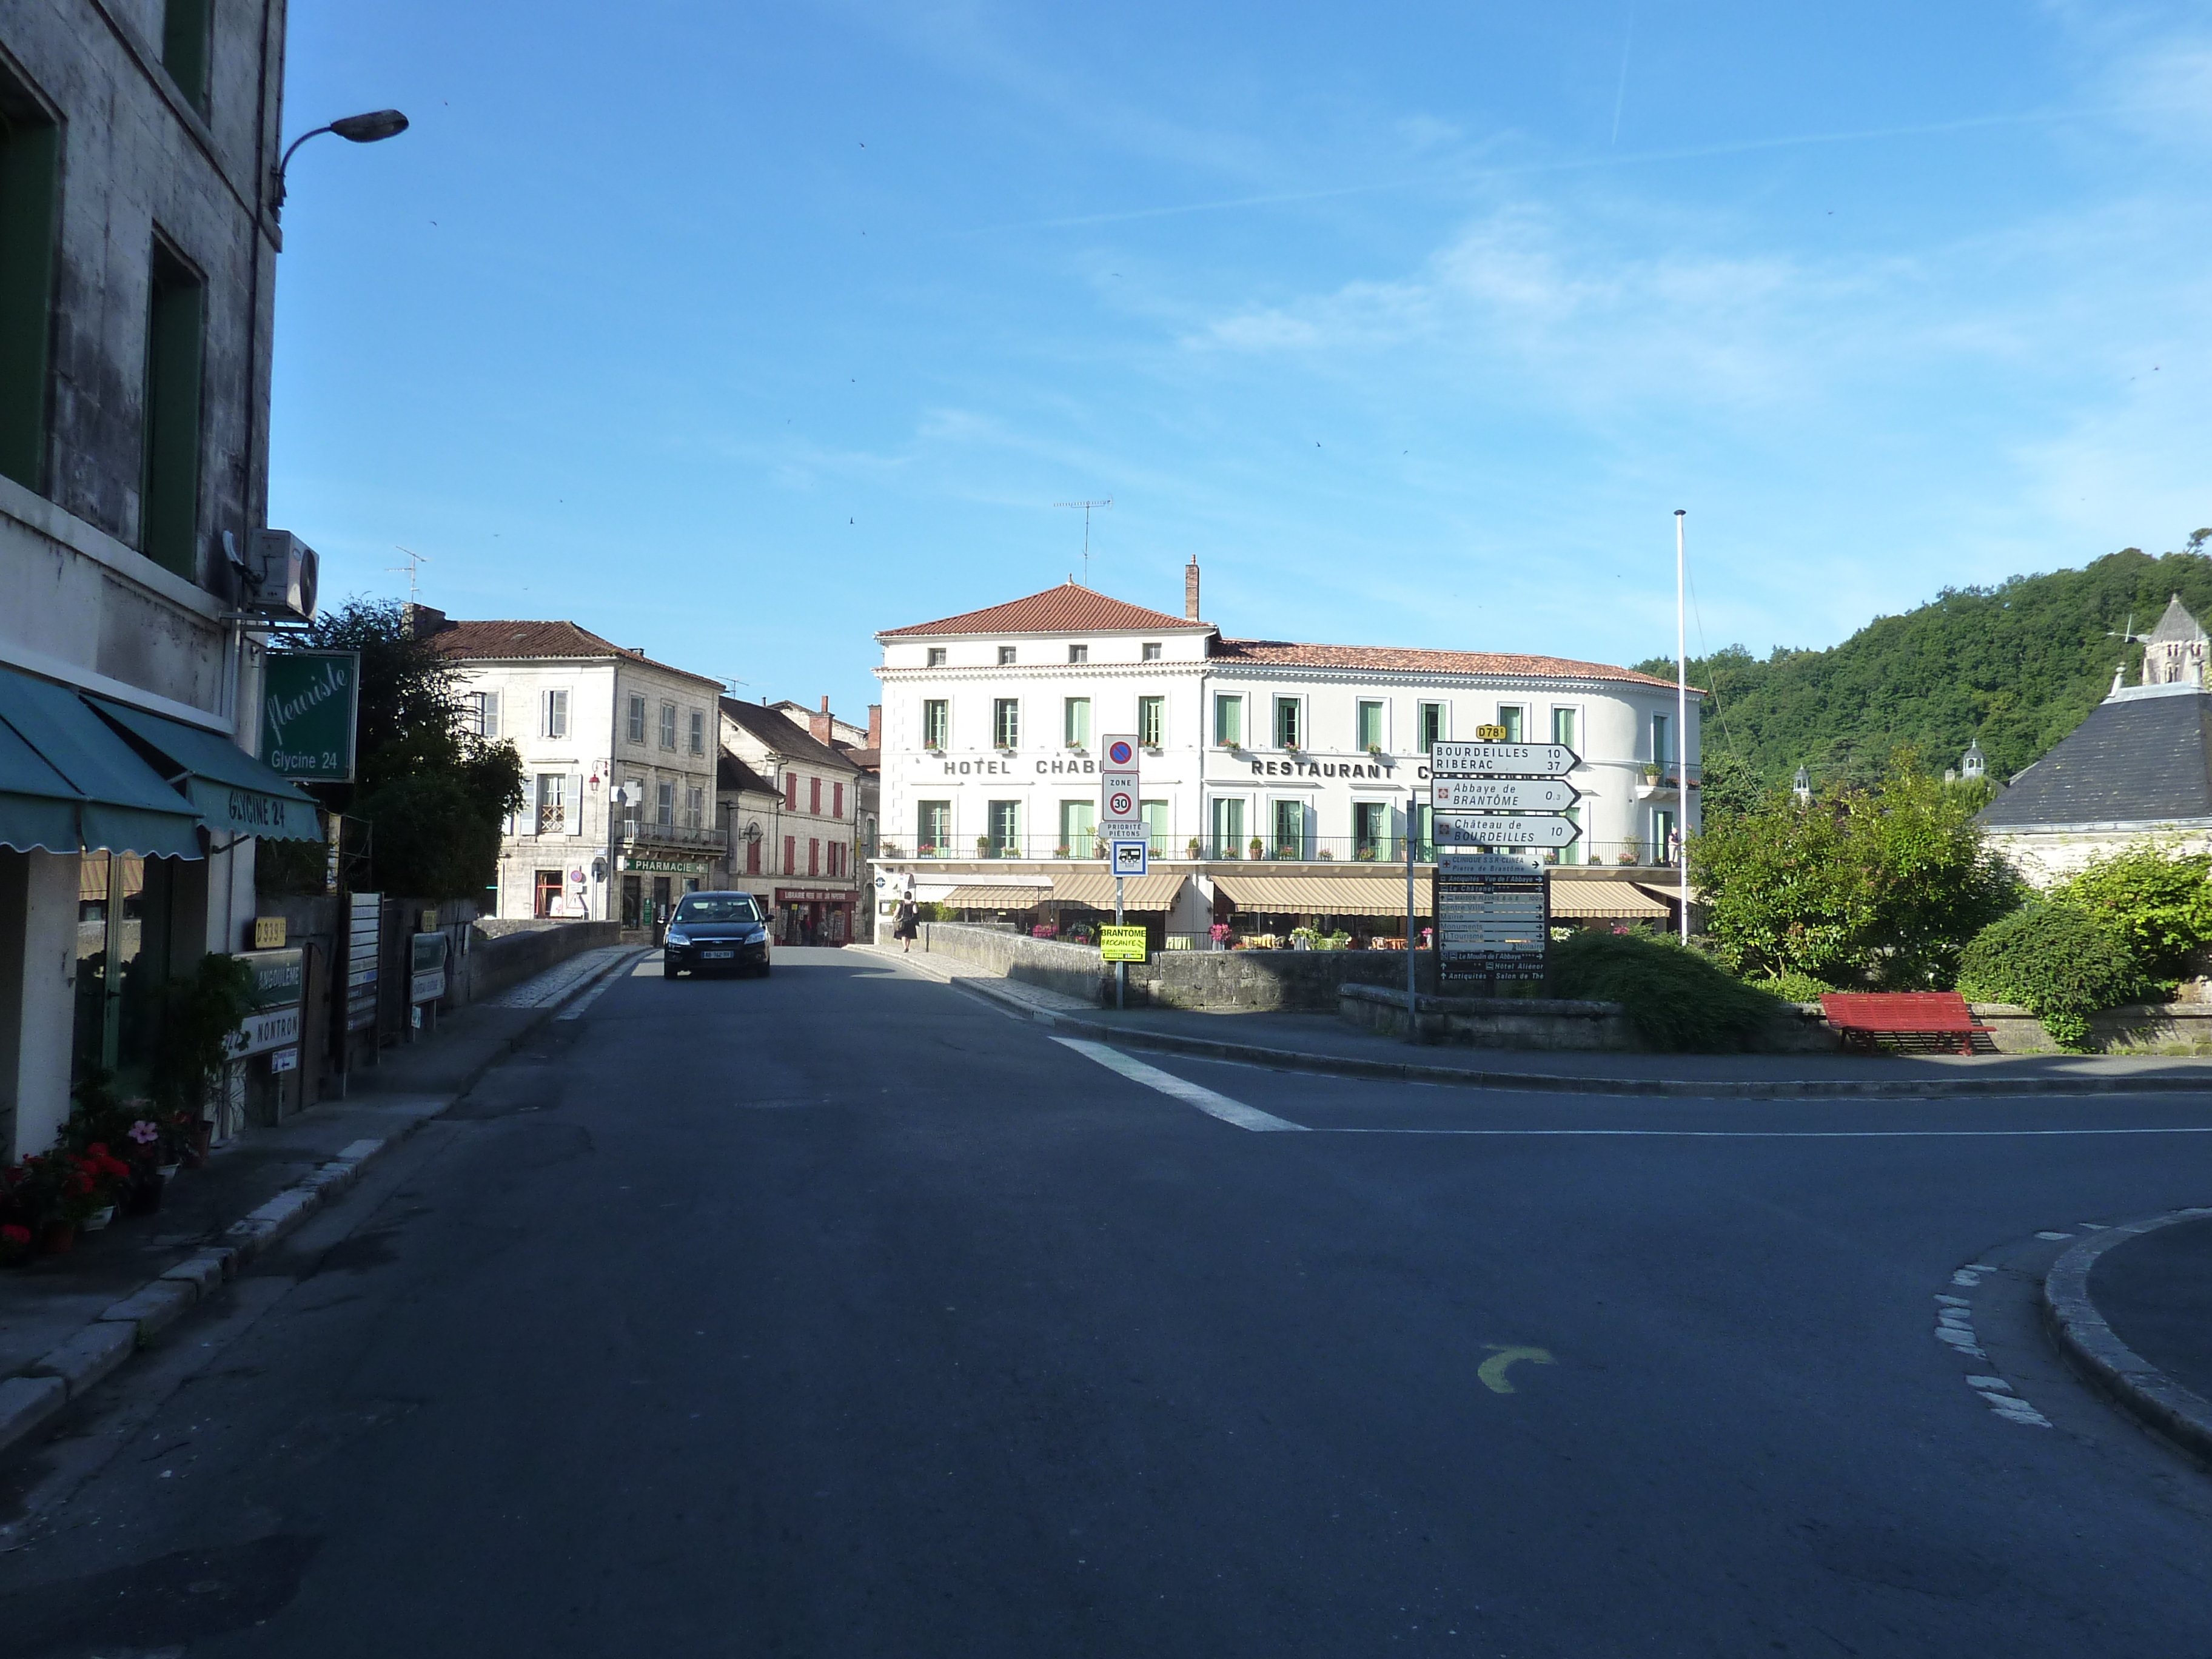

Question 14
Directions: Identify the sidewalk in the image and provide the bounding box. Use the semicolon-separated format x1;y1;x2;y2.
0;943;646;1460
2044;1209;2212;1464
851;943;2212;1098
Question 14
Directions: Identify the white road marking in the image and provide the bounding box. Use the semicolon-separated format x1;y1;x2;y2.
1053;1039;1309;1133
2035;1230;2074;1240
1318;1126;2212;1139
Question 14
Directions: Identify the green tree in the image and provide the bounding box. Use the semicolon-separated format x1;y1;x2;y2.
1696;749;1766;825
2051;843;2212;979
1691;748;2018;986
278;600;523;899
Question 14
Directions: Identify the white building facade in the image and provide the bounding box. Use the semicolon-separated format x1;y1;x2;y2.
871;569;1700;932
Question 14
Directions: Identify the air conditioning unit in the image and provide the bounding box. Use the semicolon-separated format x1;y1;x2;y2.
248;529;320;622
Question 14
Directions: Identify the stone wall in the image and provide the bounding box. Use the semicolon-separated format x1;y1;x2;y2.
1133;948;1440;1011
1972;1002;2212;1056
1339;984;1634;1050
458;920;622;1006
917;922;1109;1003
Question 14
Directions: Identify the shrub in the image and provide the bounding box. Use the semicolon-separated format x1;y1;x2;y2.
1546;930;1790;1052
1752;969;1837;1004
2051;843;2212;980
1956;905;2148;1050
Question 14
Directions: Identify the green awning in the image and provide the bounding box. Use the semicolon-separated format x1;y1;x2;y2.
0;668;205;858
92;697;323;842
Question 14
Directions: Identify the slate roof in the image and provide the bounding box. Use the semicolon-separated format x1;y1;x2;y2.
716;752;779;797
879;584;1206;638
1212;638;1688;691
2147;594;2207;646
720;696;859;772
1979;687;2212;829
425;619;723;688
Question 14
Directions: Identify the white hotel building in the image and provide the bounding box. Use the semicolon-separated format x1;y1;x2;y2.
871;563;1701;936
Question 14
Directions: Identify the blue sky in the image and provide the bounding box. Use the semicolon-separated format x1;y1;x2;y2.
270;1;2212;721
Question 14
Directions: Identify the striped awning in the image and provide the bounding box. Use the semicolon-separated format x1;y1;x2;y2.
940;885;1047;909
1037;871;1188;910
1549;880;1675;919
1210;871;1423;917
0;667;204;859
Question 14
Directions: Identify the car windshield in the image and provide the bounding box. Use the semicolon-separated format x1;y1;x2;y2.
672;895;761;923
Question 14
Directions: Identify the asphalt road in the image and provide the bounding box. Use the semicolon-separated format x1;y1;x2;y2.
1;948;2209;1658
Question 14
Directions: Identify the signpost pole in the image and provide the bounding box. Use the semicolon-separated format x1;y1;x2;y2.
1114;874;1126;1011
1675;508;1691;945
1404;793;1417;1043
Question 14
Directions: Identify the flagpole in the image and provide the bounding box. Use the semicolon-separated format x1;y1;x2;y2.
1675;509;1689;945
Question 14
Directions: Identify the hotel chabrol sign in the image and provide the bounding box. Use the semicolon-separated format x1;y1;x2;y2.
260;651;361;782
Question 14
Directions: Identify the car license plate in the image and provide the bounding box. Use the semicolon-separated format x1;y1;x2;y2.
702;950;734;960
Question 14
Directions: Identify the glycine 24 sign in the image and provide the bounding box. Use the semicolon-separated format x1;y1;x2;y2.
260;651;360;782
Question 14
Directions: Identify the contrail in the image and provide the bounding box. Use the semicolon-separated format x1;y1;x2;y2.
1611;1;1637;147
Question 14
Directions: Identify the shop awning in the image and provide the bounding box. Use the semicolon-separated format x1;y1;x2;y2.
1549;880;1675;919
1038;871;1188;910
92;697;322;842
0;668;204;858
1211;871;1424;917
941;885;1048;909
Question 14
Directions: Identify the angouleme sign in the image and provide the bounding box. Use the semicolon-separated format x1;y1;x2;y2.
260;651;361;783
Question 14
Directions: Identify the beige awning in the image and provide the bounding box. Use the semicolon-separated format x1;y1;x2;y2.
1039;871;1188;910
1549;880;1674;919
1211;871;1423;917
940;885;1047;909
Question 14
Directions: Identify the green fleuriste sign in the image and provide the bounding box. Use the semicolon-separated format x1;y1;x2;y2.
260;651;360;782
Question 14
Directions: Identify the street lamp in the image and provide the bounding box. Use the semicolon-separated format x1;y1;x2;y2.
270;109;409;219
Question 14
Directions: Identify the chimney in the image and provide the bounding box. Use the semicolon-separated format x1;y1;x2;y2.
404;603;448;639
809;697;833;745
1184;558;1201;621
866;704;882;749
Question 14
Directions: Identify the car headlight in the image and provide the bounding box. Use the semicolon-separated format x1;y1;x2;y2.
664;930;690;947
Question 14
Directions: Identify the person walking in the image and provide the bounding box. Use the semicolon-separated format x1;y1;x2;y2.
894;896;920;952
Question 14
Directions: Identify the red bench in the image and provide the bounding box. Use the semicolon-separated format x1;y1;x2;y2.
1818;991;1992;1056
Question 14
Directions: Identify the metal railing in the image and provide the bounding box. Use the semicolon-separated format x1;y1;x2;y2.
621;817;724;852
876;834;1680;868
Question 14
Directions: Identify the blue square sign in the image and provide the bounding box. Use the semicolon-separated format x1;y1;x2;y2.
1110;839;1149;877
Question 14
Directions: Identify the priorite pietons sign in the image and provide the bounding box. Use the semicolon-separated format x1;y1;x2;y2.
260;651;361;782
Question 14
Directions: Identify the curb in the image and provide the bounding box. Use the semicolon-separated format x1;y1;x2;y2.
873;950;2212;1100
2042;1206;2212;1466
0;943;646;1466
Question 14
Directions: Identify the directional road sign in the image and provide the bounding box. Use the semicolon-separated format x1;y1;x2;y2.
1432;776;1581;813
1429;740;1579;779
1435;811;1582;849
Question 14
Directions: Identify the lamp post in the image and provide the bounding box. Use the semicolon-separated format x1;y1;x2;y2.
270;109;410;220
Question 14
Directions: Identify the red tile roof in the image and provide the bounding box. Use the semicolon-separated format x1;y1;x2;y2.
1213;638;1693;691
880;583;1205;638
424;620;723;688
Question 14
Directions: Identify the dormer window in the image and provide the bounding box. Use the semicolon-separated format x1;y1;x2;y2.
1068;644;1088;665
997;646;1017;666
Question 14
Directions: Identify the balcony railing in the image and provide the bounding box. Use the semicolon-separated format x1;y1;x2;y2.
874;834;1682;868
621;817;724;853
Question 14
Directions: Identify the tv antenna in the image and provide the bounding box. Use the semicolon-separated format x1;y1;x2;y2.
387;546;431;602
1053;498;1111;585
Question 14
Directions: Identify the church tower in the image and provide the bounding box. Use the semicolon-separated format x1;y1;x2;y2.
2140;594;2208;687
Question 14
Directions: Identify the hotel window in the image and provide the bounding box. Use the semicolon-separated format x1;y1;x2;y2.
626;694;646;743
534;773;566;835
917;800;950;854
987;800;1021;856
1411;802;1435;861
656;780;675;826
541;689;569;739
1214;694;1243;748
1356;700;1384;752
1272;799;1304;858
922;699;949;748
1273;697;1302;750
1068;643;1088;665
993;698;1020;748
1211;797;1245;859
1551;706;1578;749
1354;800;1389;860
1418;702;1445;752
688;708;705;754
685;786;705;830
141;240;204;579
1063;697;1091;747
1141;642;1162;662
1141;799;1169;853
0;70;59;494
1058;800;1095;853
1138;695;1164;749
927;647;947;668
466;690;500;739
1652;712;1671;769
997;645;1017;666
1652;808;1677;866
659;702;678;750
1498;705;1524;742
1558;805;1581;866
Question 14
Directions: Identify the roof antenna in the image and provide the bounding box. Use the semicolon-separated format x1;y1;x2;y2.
386;545;430;602
1053;498;1111;586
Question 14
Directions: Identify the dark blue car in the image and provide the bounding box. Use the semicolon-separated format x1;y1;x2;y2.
662;891;773;978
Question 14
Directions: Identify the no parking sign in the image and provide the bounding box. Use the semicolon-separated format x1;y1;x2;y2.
1099;732;1142;840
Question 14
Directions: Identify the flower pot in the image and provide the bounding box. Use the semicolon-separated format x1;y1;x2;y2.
126;1169;165;1216
82;1204;116;1233
39;1220;75;1255
158;1163;180;1182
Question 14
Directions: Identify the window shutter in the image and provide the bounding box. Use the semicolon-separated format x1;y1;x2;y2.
568;773;586;836
786;774;799;809
833;782;843;819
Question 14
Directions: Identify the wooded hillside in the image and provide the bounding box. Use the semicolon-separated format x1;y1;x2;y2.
1635;537;2212;789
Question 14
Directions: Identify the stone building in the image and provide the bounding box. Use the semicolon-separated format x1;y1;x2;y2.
719;698;863;945
0;0;322;1158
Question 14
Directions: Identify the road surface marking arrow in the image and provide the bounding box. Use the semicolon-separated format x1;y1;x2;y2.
1478;1346;1557;1394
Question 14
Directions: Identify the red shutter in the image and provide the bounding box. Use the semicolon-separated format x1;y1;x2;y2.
809;777;821;815
785;774;799;809
833;782;844;819
746;839;760;875
808;838;820;876
783;835;795;874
